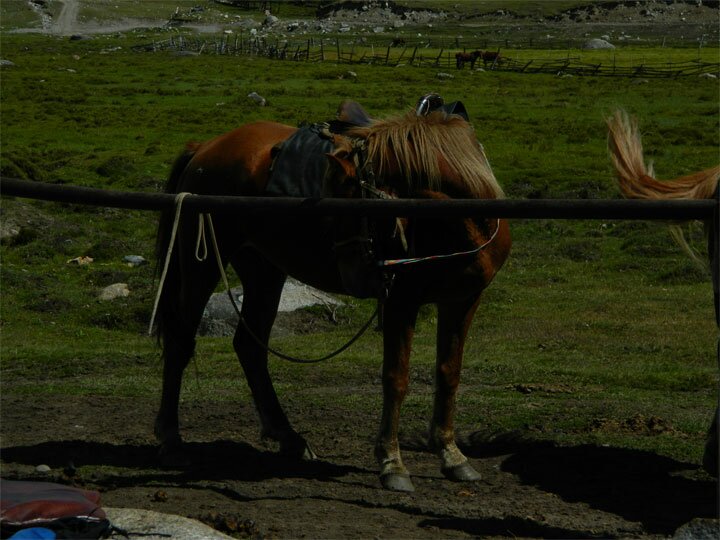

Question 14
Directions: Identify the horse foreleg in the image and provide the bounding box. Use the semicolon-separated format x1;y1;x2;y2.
376;296;419;492
430;295;482;482
231;250;315;460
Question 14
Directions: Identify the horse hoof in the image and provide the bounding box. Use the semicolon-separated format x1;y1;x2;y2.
280;436;317;461
381;473;415;492
301;442;318;461
442;462;481;482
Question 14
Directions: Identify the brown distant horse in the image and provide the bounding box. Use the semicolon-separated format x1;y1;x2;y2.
455;50;480;69
153;103;511;492
481;50;502;67
607;109;719;477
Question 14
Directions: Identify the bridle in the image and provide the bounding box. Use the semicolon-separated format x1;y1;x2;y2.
330;128;501;274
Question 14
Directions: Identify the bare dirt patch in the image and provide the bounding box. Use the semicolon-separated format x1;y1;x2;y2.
0;393;714;538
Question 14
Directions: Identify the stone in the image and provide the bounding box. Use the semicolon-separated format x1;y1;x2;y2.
673;518;720;540
247;91;266;106
583;38;615;49
123;255;147;267
198;278;342;337
104;508;233;540
98;283;130;301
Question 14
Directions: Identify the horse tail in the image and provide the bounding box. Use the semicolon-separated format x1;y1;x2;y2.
606;109;720;201
607;109;720;272
153;142;200;343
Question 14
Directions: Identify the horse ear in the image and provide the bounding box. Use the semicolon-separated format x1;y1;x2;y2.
326;153;356;178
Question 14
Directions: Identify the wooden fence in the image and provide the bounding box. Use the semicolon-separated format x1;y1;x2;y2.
132;36;720;78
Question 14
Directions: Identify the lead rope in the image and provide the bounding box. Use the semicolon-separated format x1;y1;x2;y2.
148;192;192;336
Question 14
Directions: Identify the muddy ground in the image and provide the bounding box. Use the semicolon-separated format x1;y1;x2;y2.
0;393;715;539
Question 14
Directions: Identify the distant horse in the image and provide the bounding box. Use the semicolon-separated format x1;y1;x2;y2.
481;50;502;67
455;50;480;69
153;101;511;492
607;109;719;477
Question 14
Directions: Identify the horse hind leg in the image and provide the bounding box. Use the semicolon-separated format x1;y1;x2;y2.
230;248;316;460
429;296;483;482
154;234;221;464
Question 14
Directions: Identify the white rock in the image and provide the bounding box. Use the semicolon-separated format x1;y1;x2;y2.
583;38;614;49
98;283;130;301
247;91;266;106
105;508;233;540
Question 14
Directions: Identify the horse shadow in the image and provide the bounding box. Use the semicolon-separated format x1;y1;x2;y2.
0;439;362;488
448;431;718;536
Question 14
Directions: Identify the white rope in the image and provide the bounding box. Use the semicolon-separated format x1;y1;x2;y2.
148;192;192;336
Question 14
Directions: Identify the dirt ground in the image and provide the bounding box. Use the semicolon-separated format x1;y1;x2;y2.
0;392;715;539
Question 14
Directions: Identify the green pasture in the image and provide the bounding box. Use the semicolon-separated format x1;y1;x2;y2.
0;32;718;468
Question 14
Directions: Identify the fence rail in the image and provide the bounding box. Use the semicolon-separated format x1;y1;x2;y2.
1;177;716;221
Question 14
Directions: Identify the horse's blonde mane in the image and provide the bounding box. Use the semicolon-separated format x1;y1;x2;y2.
346;110;504;199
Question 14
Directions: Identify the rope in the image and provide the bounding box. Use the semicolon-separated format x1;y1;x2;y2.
148;192;192;336
378;218;501;268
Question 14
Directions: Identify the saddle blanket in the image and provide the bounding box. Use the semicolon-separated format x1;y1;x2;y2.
266;125;334;198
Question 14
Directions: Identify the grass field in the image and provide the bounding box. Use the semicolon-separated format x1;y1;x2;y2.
1;27;718;472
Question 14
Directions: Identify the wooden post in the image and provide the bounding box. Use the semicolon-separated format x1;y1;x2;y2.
409;46;417;65
385;45;391;65
336;38;341;62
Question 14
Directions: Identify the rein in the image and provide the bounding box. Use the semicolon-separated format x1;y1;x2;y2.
346;137;501;269
378;218;501;268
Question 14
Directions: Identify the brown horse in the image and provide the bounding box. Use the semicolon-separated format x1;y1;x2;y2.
607;109;719;477
455;50;480;69
481;50;502;68
153;103;511;492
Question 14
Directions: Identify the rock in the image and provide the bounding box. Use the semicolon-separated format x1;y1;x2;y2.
673;518;720;540
583;38;615;49
104;508;233;540
699;72;717;79
123;255;147;267
199;278;342;337
436;72;454;80
0;59;15;67
0;222;20;244
247;91;266;106
263;13;279;26
67;256;94;265
35;464;51;473
98;283;130;301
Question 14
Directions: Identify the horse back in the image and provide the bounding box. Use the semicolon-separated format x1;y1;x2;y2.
180;121;297;196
